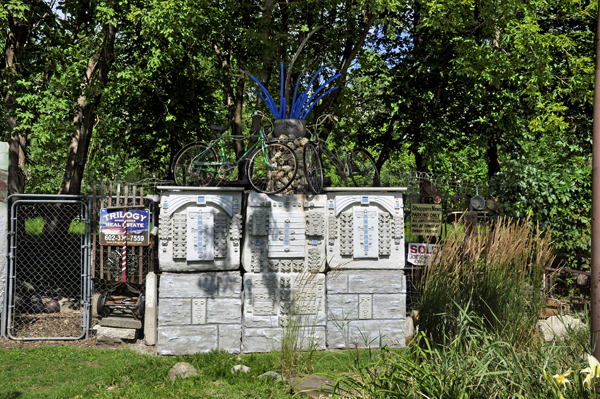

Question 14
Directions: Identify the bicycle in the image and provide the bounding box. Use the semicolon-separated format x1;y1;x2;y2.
171;112;298;194
303;114;380;194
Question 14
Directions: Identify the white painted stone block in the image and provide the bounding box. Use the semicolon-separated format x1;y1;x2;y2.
325;189;405;270
157;271;242;354
219;324;242;354
158;325;218;355
326;270;406;349
96;326;137;340
144;272;158;345
242;272;326;353
242;192;328;273
158;188;243;272
348;319;405;348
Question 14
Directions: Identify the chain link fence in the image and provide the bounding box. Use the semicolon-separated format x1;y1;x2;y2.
2;195;92;340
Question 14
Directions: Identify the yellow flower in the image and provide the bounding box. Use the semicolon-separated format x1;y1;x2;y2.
553;369;572;387
581;354;600;390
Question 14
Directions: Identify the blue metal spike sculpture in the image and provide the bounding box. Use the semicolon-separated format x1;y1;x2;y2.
251;63;339;120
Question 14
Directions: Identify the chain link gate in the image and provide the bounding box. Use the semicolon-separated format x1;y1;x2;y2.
2;195;92;340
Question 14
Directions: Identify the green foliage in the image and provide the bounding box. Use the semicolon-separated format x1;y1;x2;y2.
332;308;595;398
417;217;553;344
491;159;591;271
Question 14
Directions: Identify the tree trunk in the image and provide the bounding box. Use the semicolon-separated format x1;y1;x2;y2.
59;22;116;195
4;11;30;195
487;130;501;178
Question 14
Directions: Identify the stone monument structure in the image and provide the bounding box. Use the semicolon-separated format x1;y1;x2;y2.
157;187;244;354
241;192;328;352
324;188;406;349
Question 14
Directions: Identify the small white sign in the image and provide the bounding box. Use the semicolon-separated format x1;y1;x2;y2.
407;243;441;265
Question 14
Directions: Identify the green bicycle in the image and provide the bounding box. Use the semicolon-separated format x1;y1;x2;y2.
171;112;298;194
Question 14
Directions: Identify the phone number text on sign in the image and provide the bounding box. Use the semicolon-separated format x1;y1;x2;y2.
407;243;441;265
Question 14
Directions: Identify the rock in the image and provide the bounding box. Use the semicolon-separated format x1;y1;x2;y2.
258;371;283;382
291;374;335;397
300;138;309;145
288;143;296;150
168;362;198;382
231;364;250;373
95;326;137;340
537;315;587;342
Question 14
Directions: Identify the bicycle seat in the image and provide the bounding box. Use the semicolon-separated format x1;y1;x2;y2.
211;124;229;133
333;130;348;139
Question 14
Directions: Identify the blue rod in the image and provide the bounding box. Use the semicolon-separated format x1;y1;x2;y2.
291;77;301;118
254;90;277;116
280;62;284;118
251;75;278;117
301;86;339;119
300;73;341;118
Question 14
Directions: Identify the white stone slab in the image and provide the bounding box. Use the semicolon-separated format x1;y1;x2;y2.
326;191;405;270
96;326;137;340
159;272;241;298
159;189;242;272
158;325;219;355
219;324;242;354
348;319;405;348
242;326;326;353
242;192;327;273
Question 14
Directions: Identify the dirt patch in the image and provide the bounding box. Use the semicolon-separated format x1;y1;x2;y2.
10;313;84;339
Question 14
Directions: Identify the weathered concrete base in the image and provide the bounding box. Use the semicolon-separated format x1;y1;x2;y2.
326;270;406;349
157;272;242;354
100;314;142;329
158;324;241;355
242;272;326;353
242;326;326;353
95;325;138;340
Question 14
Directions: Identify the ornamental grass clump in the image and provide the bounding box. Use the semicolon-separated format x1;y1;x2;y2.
417;216;556;344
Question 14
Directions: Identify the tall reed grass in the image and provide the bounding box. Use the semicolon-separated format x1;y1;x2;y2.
417;216;556;344
332;306;595;398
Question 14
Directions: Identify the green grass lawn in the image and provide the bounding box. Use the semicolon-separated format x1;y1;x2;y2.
0;345;369;398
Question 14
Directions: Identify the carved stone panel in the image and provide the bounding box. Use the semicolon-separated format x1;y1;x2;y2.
158;188;243;272
242;192;327;272
187;209;214;261
325;190;405;270
172;213;187;259
353;208;378;258
358;294;373;319
192;298;207;324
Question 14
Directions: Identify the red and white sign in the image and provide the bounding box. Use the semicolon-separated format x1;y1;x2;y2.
407;243;441;265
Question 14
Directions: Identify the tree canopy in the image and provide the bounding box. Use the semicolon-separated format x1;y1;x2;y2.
2;0;595;267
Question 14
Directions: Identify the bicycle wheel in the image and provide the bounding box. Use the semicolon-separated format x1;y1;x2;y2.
171;142;218;186
303;142;323;194
247;142;298;194
348;147;380;187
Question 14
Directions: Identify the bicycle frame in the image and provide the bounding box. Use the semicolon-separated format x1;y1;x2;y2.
190;124;271;174
308;116;351;179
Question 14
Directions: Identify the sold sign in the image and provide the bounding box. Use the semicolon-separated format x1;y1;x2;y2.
407;243;441;265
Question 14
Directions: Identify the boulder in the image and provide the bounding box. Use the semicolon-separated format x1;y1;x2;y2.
537;315;586;342
168;362;198;382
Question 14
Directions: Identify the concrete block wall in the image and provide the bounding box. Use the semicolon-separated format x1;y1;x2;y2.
156;187;407;355
242;272;326;352
326;270;406;349
157;272;242;355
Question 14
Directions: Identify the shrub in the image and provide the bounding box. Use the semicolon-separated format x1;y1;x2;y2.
417;216;555;344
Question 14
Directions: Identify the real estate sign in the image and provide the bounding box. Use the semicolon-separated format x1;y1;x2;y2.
100;208;150;246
